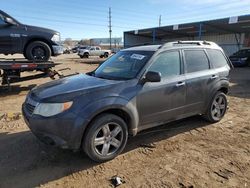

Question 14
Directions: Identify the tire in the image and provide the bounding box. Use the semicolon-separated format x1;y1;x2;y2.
25;41;51;61
84;53;89;58
83;113;128;162
99;55;104;58
79;55;84;58
203;91;228;123
23;52;28;59
104;52;109;58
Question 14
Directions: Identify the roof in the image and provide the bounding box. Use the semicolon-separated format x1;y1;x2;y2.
124;14;250;40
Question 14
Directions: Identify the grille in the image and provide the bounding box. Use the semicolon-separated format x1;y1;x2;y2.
25;97;38;115
25;103;36;114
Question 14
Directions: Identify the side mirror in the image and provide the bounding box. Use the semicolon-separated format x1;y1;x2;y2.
4;17;17;26
145;71;161;82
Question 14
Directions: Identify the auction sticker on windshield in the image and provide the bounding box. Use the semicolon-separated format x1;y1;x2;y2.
131;54;145;60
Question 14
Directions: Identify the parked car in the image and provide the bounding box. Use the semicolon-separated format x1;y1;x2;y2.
78;46;111;58
71;47;78;53
22;41;231;162
63;47;71;54
0;10;63;61
229;48;250;67
77;46;89;53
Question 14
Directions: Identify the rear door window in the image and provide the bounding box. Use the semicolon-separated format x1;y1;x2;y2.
184;50;209;73
206;49;229;68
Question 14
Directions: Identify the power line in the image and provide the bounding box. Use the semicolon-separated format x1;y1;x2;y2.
12;14;137;30
39;0;243;20
7;0;248;28
13;9;107;23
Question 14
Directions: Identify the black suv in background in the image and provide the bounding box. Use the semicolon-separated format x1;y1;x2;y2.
22;41;231;162
0;10;63;60
229;48;250;67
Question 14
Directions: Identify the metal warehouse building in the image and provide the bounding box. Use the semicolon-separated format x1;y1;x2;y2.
124;15;250;55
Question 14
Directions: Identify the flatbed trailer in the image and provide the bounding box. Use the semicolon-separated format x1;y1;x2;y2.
0;60;62;88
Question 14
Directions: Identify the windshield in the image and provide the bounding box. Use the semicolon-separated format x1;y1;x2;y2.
0;11;20;24
94;50;154;80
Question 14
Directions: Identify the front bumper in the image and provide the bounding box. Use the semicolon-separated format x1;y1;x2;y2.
22;103;88;150
52;45;64;56
78;51;84;56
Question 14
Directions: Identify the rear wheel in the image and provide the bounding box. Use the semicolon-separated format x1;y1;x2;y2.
25;41;51;61
104;52;109;58
203;91;227;123
83;114;128;162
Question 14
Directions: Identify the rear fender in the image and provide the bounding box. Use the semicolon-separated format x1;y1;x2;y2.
203;79;229;113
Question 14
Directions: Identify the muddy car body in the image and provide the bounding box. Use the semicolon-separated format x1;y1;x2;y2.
23;41;231;162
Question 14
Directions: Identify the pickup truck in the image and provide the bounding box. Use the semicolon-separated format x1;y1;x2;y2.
0;10;63;61
78;46;111;58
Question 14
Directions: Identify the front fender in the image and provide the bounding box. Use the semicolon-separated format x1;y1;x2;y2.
77;96;139;136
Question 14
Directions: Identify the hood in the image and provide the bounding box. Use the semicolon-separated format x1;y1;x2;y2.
25;25;58;35
31;74;122;101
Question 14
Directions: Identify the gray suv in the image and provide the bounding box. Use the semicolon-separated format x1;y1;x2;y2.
22;41;231;162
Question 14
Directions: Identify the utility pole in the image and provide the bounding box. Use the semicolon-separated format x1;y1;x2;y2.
109;7;112;50
159;15;162;27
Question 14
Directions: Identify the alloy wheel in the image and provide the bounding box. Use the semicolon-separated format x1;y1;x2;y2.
211;95;226;120
93;122;123;156
32;46;46;60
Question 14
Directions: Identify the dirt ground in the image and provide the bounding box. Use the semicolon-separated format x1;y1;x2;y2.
0;54;249;188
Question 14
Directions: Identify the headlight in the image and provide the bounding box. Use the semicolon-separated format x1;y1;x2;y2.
51;34;60;42
240;57;248;61
33;101;73;117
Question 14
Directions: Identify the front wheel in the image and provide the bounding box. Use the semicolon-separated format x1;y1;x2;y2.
25;41;51;61
84;53;89;58
83;114;128;162
203;91;228;123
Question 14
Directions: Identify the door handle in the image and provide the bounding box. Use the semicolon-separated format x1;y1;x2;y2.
210;75;218;80
176;81;185;87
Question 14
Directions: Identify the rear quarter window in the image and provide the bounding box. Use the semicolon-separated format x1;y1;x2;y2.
206;49;229;68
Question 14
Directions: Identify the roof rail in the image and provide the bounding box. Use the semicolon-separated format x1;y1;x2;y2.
177;41;199;45
160;40;214;49
176;41;211;45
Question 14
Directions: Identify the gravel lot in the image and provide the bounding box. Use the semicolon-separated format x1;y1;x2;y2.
0;54;249;188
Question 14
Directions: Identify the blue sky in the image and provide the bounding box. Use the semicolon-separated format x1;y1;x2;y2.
1;0;250;40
